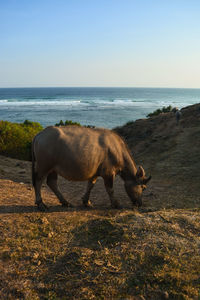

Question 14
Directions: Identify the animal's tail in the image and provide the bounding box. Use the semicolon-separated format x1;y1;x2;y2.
31;137;36;187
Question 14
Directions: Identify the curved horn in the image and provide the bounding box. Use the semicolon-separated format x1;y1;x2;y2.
136;166;145;178
143;175;152;184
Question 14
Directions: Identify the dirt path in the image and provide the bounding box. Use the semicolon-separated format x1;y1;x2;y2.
0;153;197;215
0;150;173;217
0;154;154;213
1;104;200;213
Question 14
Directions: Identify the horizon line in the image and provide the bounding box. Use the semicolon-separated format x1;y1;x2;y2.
0;86;200;90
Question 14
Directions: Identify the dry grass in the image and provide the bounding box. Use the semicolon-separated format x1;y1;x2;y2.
1;104;200;299
0;179;199;299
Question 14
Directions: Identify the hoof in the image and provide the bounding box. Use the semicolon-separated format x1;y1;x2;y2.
131;201;142;208
37;202;48;212
61;201;68;207
83;201;93;209
111;203;122;209
61;201;73;208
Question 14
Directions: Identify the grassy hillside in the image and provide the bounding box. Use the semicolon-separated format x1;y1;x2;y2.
115;103;200;208
0;103;200;299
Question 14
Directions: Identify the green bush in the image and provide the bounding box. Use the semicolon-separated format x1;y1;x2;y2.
0;120;43;160
55;120;81;126
147;105;174;117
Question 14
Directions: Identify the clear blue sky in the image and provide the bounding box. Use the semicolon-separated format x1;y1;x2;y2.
0;0;200;88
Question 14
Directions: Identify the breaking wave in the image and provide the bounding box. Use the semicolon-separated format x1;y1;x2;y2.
0;98;152;108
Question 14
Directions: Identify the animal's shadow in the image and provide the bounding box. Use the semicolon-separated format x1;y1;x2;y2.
0;205;68;214
0;204;135;214
0;204;99;214
0;203;161;215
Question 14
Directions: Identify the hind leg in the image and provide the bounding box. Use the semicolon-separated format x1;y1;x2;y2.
104;175;121;209
82;177;97;207
47;171;72;207
33;174;48;211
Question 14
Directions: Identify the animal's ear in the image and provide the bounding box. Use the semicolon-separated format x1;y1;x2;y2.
142;185;147;190
143;175;152;184
136;166;145;178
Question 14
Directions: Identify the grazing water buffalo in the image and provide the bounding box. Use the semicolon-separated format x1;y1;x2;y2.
32;126;151;211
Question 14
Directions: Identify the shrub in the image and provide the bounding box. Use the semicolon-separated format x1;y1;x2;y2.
0;120;43;160
147;105;174;117
125;121;135;126
55;120;81;126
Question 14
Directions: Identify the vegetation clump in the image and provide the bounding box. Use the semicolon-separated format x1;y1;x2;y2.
0;120;43;160
55;120;81;126
0;119;82;161
147;105;174;117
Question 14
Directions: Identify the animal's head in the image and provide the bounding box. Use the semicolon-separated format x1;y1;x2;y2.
124;166;151;207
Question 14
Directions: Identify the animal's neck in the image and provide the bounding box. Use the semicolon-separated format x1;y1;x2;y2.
121;152;138;181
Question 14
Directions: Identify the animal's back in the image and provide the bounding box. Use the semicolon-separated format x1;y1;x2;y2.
33;126;125;181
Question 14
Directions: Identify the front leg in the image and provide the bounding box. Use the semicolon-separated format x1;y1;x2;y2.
103;175;121;208
82;177;97;207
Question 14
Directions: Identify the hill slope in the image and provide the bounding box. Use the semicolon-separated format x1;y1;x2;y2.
0;103;200;299
115;103;200;209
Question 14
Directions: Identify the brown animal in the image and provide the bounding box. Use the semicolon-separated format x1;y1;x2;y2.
32;126;151;211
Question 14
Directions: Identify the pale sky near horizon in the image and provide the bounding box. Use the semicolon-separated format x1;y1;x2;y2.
0;0;200;88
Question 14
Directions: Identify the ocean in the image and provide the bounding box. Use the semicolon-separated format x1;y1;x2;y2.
0;87;200;128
